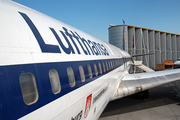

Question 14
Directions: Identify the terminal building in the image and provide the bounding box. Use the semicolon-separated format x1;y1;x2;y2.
109;25;180;72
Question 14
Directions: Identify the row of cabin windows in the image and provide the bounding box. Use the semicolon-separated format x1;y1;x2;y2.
19;59;125;105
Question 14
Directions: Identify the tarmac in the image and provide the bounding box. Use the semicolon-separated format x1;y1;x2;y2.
99;81;180;120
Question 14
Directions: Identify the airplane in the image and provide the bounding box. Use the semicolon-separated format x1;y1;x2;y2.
0;0;180;120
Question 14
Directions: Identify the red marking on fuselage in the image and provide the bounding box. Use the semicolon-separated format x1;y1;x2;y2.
84;94;92;118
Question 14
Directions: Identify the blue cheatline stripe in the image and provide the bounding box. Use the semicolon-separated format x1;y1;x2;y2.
0;57;131;120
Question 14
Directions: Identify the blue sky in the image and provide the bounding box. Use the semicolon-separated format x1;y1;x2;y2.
13;0;180;42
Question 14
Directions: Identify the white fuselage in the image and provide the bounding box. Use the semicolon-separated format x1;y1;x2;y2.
0;0;131;120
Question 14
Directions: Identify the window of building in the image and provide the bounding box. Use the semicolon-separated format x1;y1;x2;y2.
49;69;61;94
98;62;102;74
87;64;92;79
79;65;85;82
67;67;76;87
20;73;38;105
94;63;98;76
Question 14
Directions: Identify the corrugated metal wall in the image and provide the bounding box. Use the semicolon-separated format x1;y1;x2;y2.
109;25;180;72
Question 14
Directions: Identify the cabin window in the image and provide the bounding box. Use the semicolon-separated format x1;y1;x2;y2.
106;62;109;71
49;69;61;94
111;61;113;69
67;67;76;87
94;63;98;76
102;62;106;72
20;73;38;105
79;65;85;82
87;64;92;79
108;61;111;70
98;62;102;74
110;61;112;69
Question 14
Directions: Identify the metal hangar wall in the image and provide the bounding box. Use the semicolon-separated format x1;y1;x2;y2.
109;25;180;71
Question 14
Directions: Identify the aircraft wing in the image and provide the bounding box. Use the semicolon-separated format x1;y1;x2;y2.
111;69;180;101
